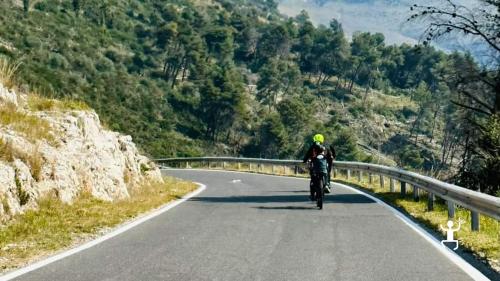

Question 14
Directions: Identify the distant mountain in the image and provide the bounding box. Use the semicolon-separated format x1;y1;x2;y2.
279;0;420;45
278;0;489;62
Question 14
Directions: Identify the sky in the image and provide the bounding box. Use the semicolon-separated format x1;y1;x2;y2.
279;0;419;45
277;0;497;65
279;1;487;43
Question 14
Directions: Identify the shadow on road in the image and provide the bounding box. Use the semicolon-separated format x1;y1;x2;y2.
255;206;314;210
189;194;375;204
274;190;309;193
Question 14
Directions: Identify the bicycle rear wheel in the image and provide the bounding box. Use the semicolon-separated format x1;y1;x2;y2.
316;176;324;210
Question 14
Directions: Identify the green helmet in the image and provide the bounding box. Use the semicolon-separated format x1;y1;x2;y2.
313;134;324;144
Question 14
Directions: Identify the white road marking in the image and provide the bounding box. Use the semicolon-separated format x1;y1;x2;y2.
0;183;207;281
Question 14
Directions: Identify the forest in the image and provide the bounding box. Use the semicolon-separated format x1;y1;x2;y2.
0;0;498;195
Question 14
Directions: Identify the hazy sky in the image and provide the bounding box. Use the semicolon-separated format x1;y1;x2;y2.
278;0;481;46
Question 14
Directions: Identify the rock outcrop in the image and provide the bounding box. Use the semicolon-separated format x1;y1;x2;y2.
0;83;163;220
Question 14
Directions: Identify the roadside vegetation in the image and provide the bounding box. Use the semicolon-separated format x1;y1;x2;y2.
0;178;197;273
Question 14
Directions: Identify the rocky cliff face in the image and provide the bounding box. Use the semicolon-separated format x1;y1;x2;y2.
0;83;163;220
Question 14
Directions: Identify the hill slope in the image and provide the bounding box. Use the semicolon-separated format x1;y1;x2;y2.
0;0;476;178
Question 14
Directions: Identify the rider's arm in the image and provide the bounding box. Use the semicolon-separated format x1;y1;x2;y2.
326;149;333;173
329;144;336;160
303;145;313;163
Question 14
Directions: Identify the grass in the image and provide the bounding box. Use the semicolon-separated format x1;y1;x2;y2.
0;138;15;162
0;177;197;272
27;93;90;112
0;137;44;181
0;57;20;89
0;102;55;144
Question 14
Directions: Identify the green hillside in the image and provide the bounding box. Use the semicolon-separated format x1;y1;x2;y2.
0;0;498;194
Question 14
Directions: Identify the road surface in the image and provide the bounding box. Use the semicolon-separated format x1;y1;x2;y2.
11;169;474;281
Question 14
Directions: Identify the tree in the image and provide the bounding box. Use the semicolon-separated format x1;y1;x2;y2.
72;0;81;14
256;58;301;110
198;66;246;142
409;0;500;53
255;24;291;65
23;0;29;13
331;129;361;161
204;26;235;64
410;0;500;195
410;0;500;114
257;113;289;158
348;32;385;97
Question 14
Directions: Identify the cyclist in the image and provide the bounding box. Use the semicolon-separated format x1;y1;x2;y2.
303;134;335;200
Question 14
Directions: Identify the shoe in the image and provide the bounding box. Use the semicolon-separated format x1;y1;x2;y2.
324;185;331;194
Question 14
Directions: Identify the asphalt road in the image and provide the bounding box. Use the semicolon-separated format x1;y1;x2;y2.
12;169;474;281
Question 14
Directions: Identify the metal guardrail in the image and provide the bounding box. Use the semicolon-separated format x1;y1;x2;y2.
155;157;500;230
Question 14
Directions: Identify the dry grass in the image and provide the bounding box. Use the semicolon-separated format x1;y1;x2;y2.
0;177;197;272
28;94;89;112
0;102;55;144
0;57;21;89
0;138;15;162
368;91;416;111
0;138;44;181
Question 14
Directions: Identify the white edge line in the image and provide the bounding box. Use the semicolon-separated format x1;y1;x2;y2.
167;169;490;281
0;182;207;281
335;182;490;281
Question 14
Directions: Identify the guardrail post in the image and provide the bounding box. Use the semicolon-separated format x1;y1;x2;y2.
413;185;419;202
333;169;337;178
237;162;241;170
185;162;189;168
222;162;226;169
471;211;480;231
272;165;275;174
379;175;385;188
390;178;395;192
369;173;373;184
347;169;351;180
249;163;253;171
294;165;298;175
447;201;455;219
208;161;211;169
357;171;362;182
400;181;406;196
427;193;434;211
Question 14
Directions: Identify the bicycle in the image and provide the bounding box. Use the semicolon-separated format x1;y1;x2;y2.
311;172;326;210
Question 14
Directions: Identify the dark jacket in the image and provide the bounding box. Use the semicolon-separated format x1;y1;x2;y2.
303;142;336;173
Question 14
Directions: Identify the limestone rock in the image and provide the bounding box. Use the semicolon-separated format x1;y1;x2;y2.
0;83;163;220
0;85;18;106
